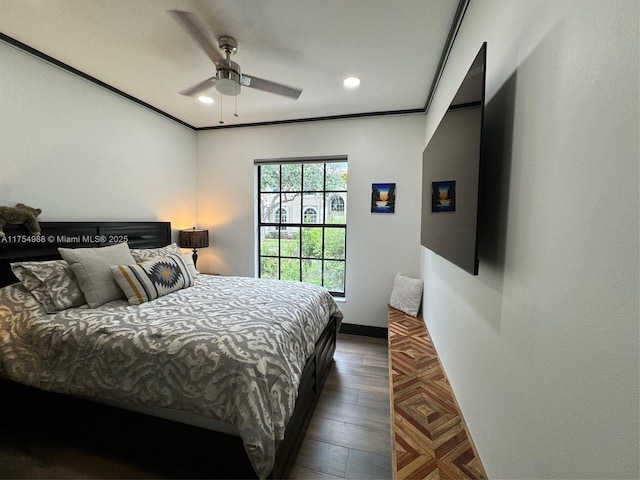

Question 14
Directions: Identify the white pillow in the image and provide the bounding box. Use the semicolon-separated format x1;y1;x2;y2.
389;274;423;317
59;243;136;308
180;253;199;278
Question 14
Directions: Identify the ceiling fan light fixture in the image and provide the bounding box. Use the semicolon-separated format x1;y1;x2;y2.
215;77;240;96
216;63;241;96
343;76;361;88
198;95;214;104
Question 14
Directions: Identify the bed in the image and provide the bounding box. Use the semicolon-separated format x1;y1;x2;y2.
0;221;342;479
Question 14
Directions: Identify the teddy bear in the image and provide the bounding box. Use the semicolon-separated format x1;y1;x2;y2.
0;203;42;237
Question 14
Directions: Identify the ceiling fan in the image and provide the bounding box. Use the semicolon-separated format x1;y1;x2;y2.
169;10;303;100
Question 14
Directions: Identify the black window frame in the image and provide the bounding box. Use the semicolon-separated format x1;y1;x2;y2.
256;156;347;297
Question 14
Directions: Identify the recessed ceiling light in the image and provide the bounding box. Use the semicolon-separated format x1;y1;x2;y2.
198;95;215;104
343;76;361;88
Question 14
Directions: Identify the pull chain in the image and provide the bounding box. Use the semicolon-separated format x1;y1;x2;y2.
218;94;224;124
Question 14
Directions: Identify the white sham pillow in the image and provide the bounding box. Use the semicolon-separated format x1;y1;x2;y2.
59;243;136;308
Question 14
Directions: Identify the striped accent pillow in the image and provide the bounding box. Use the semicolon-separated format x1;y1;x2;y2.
110;254;194;305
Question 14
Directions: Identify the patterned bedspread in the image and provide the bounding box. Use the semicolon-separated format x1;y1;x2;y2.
0;274;342;478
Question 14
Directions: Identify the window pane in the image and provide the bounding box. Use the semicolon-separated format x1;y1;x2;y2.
260;227;279;256
260;165;280;192
260;193;280;223
281;258;300;282
326;162;347;191
324;228;345;260
301;227;323;258
302;259;322;286
326;194;346;225
323;260;345;293
280;227;300;257
281;164;302;192
260;257;279;279
281;193;301;224
303;163;324;191
303;192;324;223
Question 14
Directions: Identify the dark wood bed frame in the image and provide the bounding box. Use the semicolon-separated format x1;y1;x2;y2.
0;221;338;478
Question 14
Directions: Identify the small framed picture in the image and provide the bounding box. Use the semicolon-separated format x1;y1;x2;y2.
371;183;396;213
431;180;456;212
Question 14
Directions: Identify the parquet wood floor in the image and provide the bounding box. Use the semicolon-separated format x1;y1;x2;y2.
388;307;487;480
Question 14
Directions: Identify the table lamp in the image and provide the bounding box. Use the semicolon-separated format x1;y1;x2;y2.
178;228;209;269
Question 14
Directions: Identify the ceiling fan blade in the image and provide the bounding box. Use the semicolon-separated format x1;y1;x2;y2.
179;76;217;97
241;74;302;99
168;10;224;65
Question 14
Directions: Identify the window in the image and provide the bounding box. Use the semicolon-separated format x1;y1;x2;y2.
330;195;345;214
274;207;288;223
303;207;318;223
257;157;348;296
275;207;288;230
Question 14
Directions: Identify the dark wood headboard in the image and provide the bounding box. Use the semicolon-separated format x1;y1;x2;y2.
0;222;171;287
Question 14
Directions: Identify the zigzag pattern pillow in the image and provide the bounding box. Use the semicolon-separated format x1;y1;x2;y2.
111;254;194;305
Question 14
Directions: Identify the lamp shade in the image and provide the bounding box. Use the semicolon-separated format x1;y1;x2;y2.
179;229;209;249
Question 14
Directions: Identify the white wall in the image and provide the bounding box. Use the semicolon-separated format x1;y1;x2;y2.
0;40;198;237
197;115;426;328
421;1;639;478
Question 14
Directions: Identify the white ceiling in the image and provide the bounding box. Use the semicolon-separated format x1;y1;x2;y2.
0;0;461;129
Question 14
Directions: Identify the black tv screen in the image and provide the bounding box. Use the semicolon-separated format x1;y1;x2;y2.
421;43;486;275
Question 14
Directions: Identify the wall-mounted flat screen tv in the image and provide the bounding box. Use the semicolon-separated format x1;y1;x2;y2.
421;43;486;275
